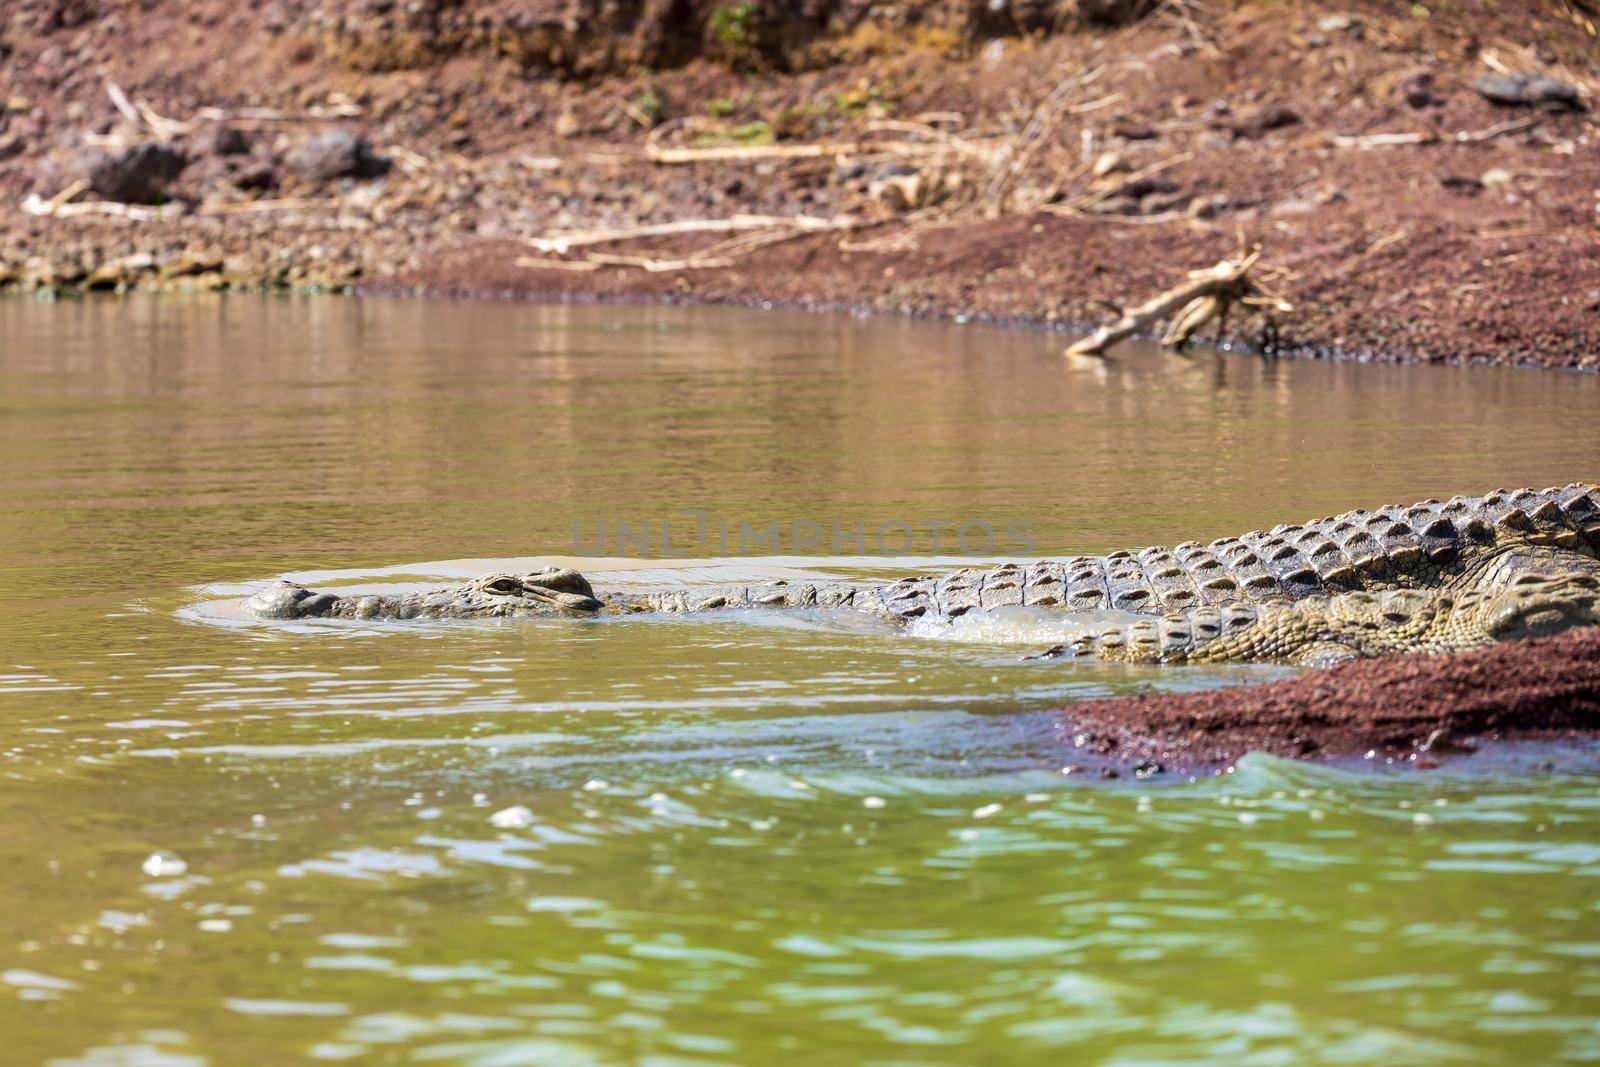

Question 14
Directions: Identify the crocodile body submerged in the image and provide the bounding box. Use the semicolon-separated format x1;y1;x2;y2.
247;484;1600;667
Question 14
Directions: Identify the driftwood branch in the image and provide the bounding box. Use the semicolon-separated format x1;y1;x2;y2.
1331;115;1540;150
520;214;861;272
1065;247;1291;357
514;256;603;272
526;214;846;255
643;118;1004;168
22;184;184;222
99;78;365;145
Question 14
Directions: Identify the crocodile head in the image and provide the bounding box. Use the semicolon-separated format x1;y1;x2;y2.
1477;572;1600;641
244;567;605;620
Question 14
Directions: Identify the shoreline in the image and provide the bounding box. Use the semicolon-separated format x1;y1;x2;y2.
1056;627;1600;776
353;278;1600;376
16;274;1600;378
4;1;1596;371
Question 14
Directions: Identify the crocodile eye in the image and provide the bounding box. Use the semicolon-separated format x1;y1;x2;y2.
483;577;522;596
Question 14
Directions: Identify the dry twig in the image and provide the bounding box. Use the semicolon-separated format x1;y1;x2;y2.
99;79;364;143
643;118;1004;168
1041;153;1195;215
527;214;848;255
194;198;341;216
520;214;862;272
1331;115;1541;150
23;190;183;222
839;229;920;254
515;256;603;272
1331;130;1438;150
1455;116;1541;144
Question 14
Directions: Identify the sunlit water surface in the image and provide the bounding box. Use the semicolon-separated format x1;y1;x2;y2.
2;295;1598;1065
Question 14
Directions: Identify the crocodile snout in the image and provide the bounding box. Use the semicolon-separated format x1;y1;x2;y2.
243;582;337;619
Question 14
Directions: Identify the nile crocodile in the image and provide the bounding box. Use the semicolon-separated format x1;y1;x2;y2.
246;484;1600;666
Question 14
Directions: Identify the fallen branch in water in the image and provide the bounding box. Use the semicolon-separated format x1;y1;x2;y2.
1064;246;1292;357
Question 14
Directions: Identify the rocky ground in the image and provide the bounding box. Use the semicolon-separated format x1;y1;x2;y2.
2;0;1597;366
4;0;1599;767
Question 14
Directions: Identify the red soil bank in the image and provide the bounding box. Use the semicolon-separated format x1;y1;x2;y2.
1058;627;1600;772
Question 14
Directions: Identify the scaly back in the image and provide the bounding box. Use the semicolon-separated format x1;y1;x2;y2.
860;484;1600;621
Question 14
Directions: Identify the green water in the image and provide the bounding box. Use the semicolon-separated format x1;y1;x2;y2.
2;295;1598;1065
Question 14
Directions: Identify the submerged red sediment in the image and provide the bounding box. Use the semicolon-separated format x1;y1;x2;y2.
1058;628;1600;772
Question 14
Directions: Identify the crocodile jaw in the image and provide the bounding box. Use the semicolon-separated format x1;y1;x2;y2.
244;568;604;620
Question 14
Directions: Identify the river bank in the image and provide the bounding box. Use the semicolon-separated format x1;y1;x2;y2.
1059;627;1600;776
3;0;1596;368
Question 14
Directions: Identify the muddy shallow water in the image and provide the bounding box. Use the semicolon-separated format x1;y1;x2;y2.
2;295;1599;1065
